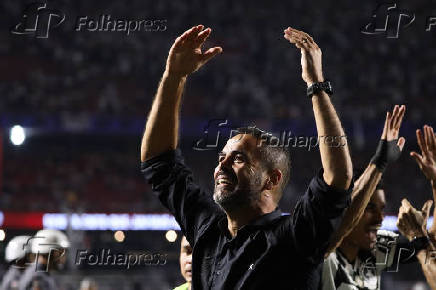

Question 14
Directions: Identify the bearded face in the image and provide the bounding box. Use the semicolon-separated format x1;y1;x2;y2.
213;134;266;212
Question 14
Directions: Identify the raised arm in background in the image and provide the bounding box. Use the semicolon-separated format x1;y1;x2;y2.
141;25;222;162
397;125;436;290
410;125;436;242
284;27;352;190
326;105;405;254
397;198;435;290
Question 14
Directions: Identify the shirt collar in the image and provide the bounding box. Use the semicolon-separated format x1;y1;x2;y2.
217;207;283;235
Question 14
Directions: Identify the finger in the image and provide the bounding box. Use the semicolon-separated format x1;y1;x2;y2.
410;151;424;168
284;32;310;46
429;126;436;150
173;27;196;49
284;34;309;50
416;129;426;154
381;111;390;140
284;29;313;48
401;198;412;208
186;25;203;42
285;27;315;44
202;46;223;63
425;125;433;152
394;105;406;130
398;205;405;216
422;200;433;220
397;137;406;151
389;105;399;131
195;27;212;45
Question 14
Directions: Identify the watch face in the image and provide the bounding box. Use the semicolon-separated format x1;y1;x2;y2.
321;82;333;94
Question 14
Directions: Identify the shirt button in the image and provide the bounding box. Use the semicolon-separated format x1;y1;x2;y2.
216;271;221;275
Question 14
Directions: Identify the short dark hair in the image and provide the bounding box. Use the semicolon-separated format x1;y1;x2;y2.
235;126;291;200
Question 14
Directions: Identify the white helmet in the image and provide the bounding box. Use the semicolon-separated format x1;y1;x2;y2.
5;235;31;262
31;229;70;254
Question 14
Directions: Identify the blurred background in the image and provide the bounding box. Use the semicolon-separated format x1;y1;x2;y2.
1;0;436;289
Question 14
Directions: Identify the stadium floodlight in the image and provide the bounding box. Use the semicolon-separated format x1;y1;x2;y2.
165;230;177;243
10;125;25;146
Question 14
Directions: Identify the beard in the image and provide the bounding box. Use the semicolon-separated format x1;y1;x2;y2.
213;169;263;212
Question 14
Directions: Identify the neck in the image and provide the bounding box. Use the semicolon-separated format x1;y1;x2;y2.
225;201;275;237
339;239;360;263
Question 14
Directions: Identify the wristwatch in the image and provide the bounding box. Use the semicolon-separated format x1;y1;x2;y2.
411;235;430;252
307;80;333;98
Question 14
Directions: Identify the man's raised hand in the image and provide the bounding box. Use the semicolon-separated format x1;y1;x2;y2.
166;25;223;78
283;27;324;86
411;125;436;182
381;105;406;145
370;105;406;172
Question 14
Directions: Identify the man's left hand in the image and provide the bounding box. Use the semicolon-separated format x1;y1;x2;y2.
284;27;324;86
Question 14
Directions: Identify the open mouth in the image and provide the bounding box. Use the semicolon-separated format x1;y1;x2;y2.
215;175;235;186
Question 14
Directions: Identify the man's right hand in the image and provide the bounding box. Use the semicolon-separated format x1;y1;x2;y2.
166;25;223;78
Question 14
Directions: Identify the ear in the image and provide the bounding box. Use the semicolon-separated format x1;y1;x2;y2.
265;169;282;190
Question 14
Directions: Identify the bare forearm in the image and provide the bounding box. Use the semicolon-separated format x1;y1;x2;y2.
141;71;187;162
312;92;352;189
430;182;436;238
416;248;436;290
326;164;382;255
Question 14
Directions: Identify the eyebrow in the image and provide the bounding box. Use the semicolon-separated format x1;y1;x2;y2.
218;150;249;159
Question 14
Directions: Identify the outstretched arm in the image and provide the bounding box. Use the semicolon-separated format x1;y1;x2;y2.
141;25;222;161
326;105;406;254
284;27;352;190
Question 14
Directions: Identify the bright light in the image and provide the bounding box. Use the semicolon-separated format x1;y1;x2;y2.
10;125;25;146
114;230;125;242
0;230;5;241
165;230;177;242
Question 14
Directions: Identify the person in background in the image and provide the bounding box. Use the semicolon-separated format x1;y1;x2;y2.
174;236;192;290
322;105;418;290
1;235;32;290
79;277;98;290
19;229;70;290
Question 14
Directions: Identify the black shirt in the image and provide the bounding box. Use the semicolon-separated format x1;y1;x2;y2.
141;149;352;290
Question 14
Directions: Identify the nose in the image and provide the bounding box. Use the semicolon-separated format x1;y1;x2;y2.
215;155;232;176
186;255;192;264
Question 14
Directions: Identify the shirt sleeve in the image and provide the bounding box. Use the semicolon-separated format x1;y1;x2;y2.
141;149;222;246
290;168;352;264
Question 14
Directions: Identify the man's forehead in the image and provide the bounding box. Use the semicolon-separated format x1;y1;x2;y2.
222;134;259;152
